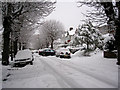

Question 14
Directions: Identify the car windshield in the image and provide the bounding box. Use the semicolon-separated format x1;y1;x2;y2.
44;49;54;52
50;50;54;52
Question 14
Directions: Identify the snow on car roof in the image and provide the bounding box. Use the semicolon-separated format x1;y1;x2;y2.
57;48;70;52
39;48;55;52
15;49;32;60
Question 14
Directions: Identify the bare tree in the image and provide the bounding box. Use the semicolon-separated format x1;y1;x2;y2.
40;20;64;49
77;1;108;27
17;1;56;50
1;1;56;65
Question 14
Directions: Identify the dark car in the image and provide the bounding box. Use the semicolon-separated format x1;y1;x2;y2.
39;48;56;56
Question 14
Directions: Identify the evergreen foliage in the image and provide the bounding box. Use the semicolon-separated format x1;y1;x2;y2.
73;22;103;53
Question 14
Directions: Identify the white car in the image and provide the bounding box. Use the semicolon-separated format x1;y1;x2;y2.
13;49;34;66
56;48;71;58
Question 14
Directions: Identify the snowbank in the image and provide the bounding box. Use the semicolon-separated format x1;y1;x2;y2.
72;48;101;57
71;50;85;57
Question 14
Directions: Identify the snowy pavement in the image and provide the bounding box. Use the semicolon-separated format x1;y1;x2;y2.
2;51;118;88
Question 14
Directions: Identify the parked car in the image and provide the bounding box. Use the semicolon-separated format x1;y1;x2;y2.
39;48;56;56
31;50;38;54
13;49;34;66
56;48;71;58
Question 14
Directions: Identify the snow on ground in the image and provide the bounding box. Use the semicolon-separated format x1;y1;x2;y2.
2;50;118;88
2;55;62;88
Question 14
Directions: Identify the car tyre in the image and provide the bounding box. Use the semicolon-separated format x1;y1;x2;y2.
13;63;16;67
56;55;59;57
30;61;33;65
60;56;63;58
68;56;71;59
42;53;46;56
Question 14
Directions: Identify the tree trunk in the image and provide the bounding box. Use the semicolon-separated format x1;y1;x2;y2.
10;39;13;61
115;20;120;65
51;40;54;49
46;42;49;48
100;2;120;65
22;45;25;50
2;3;13;65
13;39;18;57
115;1;120;65
86;36;89;51
19;42;22;50
2;16;11;65
116;46;120;65
87;41;89;51
2;33;10;65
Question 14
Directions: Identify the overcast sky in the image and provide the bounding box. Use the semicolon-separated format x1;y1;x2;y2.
46;0;90;30
0;0;91;30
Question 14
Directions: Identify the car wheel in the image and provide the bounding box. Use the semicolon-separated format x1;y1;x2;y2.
13;63;16;67
30;61;33;65
60;56;63;58
42;53;46;56
56;55;59;57
68;56;71;59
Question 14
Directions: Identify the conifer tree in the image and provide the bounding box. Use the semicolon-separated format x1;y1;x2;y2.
74;21;103;54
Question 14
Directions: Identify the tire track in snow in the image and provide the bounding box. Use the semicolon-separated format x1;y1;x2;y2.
39;57;84;88
49;57;117;88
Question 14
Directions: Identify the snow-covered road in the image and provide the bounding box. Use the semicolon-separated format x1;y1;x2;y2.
2;51;118;88
39;56;118;88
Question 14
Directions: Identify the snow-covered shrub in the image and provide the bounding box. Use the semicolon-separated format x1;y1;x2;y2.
104;35;116;51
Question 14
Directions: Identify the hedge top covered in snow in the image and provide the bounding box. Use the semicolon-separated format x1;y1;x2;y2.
103;33;115;43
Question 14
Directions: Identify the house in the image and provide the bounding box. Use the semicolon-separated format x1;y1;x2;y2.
97;25;109;34
98;25;115;35
65;27;76;45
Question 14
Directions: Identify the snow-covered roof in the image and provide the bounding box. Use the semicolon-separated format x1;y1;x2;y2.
54;38;62;43
68;30;76;36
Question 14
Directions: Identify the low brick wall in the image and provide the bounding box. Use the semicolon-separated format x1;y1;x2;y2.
104;50;117;58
